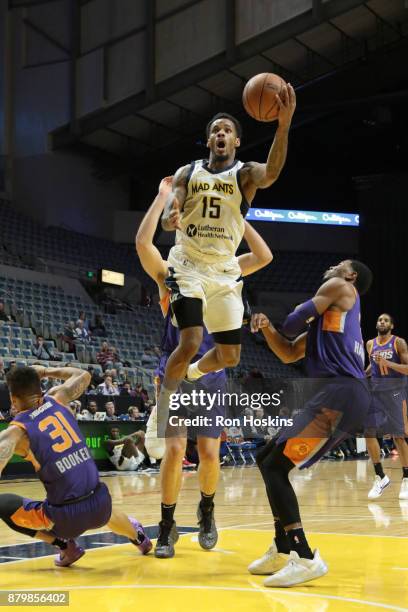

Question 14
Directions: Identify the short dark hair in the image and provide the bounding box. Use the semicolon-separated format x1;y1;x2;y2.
6;366;41;398
206;112;242;139
350;260;373;296
378;313;394;325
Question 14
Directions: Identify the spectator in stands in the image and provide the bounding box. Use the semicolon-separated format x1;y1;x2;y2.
98;374;119;396
0;301;15;323
69;400;82;420
140;385;150;405
141;347;157;366
75;319;91;343
120;381;135;396
110;346;123;368
0;359;6;382
105;400;118;421
87;365;104;388
128;406;142;421
5;360;16;373
81;400;98;420
152;345;162;358
62;320;78;353
31;335;58;361
90;314;106;337
96;341;122;371
78;311;90;331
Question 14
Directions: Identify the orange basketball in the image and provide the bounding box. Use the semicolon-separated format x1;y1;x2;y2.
242;73;286;122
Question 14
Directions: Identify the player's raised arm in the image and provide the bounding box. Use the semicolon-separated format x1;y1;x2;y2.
0;426;24;476
161;165;189;231
251;313;306;364
32;365;91;406
242;84;296;190
136;176;172;285
238;221;273;276
280;277;348;339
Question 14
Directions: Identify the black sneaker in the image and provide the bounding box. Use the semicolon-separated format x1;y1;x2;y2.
197;503;218;550
154;521;179;559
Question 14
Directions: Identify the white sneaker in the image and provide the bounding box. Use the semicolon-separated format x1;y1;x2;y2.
248;540;289;575
144;406;165;460
264;549;328;587
368;475;390;499
399;478;408;500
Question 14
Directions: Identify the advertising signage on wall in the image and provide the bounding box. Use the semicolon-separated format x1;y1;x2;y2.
246;208;359;227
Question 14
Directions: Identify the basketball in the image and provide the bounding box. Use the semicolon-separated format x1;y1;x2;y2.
242;73;286;122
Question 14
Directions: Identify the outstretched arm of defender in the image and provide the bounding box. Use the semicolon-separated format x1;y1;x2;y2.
32;366;91;406
136;177;172;284
0;426;25;476
280;277;348;338
242;84;296;190
161;165;189;231
238;221;273;276
251;313;306;364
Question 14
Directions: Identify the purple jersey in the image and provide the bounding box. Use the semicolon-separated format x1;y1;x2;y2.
369;335;406;390
157;310;226;388
11;395;99;505
305;290;365;378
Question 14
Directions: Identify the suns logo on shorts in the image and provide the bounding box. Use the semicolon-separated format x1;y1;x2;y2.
292;442;311;457
284;438;318;464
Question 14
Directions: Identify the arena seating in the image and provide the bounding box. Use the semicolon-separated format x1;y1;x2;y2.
0;199;320;382
0;200;353;296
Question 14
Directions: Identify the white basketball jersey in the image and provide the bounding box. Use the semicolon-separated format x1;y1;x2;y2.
176;159;249;262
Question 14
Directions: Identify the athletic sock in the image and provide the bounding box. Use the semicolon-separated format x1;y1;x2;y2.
186;362;205;381
286;528;314;560
374;462;385;479
161;502;176;525
402;467;408;479
52;538;68;550
274;518;290;554
199;492;215;513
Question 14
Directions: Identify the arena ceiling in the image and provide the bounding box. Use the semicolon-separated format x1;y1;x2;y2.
18;0;408;173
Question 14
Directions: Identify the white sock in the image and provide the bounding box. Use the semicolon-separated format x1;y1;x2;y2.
187;361;206;380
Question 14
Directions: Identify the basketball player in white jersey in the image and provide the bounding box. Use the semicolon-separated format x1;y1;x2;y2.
157;86;296;437
136;176;273;557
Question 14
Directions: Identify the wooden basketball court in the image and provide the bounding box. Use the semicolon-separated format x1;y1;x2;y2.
0;459;407;611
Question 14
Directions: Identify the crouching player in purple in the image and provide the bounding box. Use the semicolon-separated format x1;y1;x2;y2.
249;259;373;587
136;176;272;559
0;365;151;567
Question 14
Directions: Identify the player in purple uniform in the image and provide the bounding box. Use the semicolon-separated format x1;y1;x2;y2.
365;313;408;500
0;365;151;567
136;176;272;558
249;259;373;587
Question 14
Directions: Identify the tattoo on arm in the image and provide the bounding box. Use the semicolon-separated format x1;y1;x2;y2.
0;428;21;474
265;126;289;183
0;440;14;461
54;371;91;405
